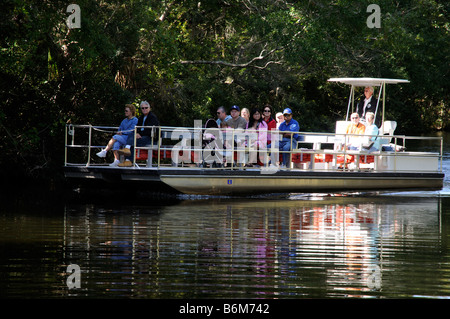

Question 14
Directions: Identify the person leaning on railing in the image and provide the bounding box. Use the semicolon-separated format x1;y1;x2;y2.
118;100;160;167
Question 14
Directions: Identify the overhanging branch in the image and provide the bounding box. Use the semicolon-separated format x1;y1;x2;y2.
179;47;281;69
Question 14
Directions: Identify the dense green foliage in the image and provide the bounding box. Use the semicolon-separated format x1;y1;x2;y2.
0;0;448;178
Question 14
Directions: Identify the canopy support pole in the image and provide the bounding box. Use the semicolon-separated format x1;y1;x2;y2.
346;85;354;121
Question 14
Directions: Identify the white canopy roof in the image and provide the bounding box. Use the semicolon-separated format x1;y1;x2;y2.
327;77;409;87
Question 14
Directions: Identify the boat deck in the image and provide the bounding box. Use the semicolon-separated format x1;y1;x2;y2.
64;124;444;194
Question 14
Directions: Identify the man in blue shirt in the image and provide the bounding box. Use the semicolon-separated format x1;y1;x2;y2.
216;106;232;127
278;108;301;167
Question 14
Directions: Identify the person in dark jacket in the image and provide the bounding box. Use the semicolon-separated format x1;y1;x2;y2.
119;100;160;166
356;86;381;127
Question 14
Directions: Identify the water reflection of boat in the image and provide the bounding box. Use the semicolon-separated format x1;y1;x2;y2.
62;197;442;297
64;78;444;195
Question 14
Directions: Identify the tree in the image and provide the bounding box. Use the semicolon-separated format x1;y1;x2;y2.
1;0;448;180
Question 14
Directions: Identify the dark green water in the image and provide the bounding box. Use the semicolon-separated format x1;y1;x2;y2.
1;193;450;299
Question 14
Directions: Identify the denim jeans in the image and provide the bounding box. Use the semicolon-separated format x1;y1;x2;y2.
112;134;128;150
279;137;294;166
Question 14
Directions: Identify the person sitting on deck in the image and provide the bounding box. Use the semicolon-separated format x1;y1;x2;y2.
225;105;247;129
216;106;232;127
275;112;284;129
363;112;381;152
278;108;302;167
118;100;160;167
345;112;366;150
262;104;277;146
202;118;224;167
96;104;138;167
245;108;268;166
241;107;250;123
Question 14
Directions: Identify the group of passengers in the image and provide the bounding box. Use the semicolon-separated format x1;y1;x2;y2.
96;101;159;167
213;104;300;167
96;86;381;167
345;86;382;152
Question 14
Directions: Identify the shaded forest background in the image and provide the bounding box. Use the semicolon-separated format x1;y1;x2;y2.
0;0;448;183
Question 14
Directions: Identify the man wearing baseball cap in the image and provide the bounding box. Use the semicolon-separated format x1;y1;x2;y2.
225;105;247;129
278;107;302;167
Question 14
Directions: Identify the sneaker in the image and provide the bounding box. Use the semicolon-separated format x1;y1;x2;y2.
96;149;107;158
109;159;120;167
118;148;131;156
118;160;132;167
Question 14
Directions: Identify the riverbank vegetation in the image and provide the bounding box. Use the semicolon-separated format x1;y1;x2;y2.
1;0;448;180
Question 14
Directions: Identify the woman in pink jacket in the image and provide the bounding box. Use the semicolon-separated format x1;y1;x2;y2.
245;108;268;166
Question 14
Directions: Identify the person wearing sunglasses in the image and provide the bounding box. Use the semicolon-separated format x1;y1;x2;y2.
262;105;277;131
96;104;138;166
345;112;366;150
278;108;301;167
261;104;276;146
215;106;232;127
119;100;160;167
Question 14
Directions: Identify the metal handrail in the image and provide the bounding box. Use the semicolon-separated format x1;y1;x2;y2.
64;124;444;173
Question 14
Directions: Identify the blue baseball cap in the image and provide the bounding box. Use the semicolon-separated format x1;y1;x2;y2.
283;108;292;115
230;105;240;112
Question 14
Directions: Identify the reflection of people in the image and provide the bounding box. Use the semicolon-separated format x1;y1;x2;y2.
345;112;365;150
356;86;380;126
120;101;160;167
278;108;301;167
96;104;138;166
364;112;380;152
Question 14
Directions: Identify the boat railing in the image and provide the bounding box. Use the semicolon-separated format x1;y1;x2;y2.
64;124;444;173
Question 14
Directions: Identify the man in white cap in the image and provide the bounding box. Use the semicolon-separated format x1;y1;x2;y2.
278;107;301;167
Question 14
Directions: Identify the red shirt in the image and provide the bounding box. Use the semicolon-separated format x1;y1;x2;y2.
264;117;277;131
264;118;277;144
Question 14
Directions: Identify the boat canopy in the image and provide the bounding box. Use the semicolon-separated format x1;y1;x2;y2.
327;77;410;127
327;77;410;87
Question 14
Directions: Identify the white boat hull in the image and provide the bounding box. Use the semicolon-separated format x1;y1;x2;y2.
160;171;444;195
